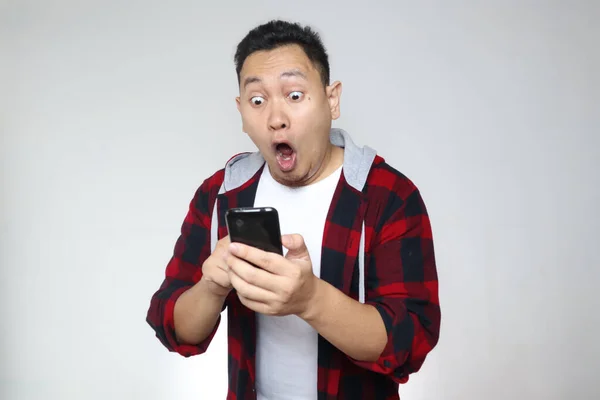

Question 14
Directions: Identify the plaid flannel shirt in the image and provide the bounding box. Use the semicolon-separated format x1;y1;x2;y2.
147;139;440;399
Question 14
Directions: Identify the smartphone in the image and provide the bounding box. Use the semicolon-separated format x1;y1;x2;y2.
225;207;283;256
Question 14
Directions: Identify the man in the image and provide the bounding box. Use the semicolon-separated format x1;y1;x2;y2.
147;20;440;400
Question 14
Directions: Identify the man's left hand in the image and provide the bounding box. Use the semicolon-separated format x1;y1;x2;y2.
225;234;319;319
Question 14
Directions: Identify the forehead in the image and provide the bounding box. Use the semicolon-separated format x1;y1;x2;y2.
240;44;320;86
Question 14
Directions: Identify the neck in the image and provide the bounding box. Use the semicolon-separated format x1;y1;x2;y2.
308;144;344;185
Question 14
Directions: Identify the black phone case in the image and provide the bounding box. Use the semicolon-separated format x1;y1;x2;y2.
225;207;283;256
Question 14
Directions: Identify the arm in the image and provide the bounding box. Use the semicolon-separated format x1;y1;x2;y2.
300;279;387;362
146;173;225;357
350;186;441;383
173;278;228;345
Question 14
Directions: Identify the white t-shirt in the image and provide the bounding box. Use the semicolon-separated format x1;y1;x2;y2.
252;164;342;400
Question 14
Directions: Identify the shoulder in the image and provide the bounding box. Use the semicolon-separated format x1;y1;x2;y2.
197;151;253;193
364;155;431;229
188;152;242;210
191;150;261;204
195;168;225;197
366;155;420;201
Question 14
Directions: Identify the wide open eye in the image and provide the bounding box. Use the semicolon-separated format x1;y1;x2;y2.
288;91;303;101
250;96;265;106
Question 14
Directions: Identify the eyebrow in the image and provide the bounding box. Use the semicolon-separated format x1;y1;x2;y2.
243;69;308;89
280;69;308;80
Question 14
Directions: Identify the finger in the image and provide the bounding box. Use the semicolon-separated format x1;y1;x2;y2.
218;236;231;250
205;256;230;273
227;254;282;293
228;243;283;275
228;269;277;303
209;269;232;289
281;234;310;260
237;294;274;315
215;260;229;273
214;235;231;256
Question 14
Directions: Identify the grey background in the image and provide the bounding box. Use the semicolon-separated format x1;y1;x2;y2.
1;1;599;399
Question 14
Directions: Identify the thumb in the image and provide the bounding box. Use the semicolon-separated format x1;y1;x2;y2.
282;234;309;259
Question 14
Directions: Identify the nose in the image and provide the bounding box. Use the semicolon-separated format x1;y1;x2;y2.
267;99;290;131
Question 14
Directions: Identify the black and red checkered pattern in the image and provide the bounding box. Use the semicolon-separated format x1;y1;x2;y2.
147;155;440;400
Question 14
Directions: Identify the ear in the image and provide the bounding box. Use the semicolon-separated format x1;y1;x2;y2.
236;96;241;112
326;81;342;120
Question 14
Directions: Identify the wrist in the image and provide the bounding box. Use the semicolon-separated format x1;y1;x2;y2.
198;277;230;301
299;277;326;323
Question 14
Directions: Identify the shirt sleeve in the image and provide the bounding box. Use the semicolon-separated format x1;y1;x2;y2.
146;175;223;357
350;185;441;383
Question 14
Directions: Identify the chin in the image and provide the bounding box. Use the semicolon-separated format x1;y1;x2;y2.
266;163;300;184
281;170;315;188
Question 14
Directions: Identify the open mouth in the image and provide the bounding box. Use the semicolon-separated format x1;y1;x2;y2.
273;141;297;172
275;142;294;159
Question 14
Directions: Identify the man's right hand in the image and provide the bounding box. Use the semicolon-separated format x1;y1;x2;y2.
200;235;233;297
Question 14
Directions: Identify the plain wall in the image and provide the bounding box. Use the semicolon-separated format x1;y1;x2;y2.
1;1;599;399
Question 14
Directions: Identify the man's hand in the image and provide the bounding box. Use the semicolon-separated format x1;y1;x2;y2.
226;233;388;362
225;234;319;318
200;235;233;298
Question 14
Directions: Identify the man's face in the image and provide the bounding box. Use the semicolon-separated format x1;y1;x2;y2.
236;44;342;187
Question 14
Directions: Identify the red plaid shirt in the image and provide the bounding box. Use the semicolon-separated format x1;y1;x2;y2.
147;152;440;399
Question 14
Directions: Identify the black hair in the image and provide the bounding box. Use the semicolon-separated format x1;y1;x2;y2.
234;20;330;87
